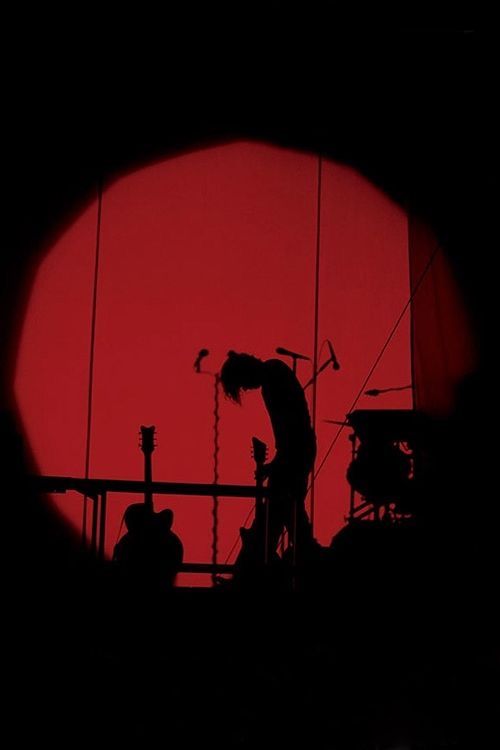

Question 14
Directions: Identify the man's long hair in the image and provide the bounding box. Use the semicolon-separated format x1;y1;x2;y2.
219;351;261;404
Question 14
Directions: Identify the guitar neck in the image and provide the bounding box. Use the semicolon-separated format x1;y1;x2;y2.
140;425;156;513
144;452;154;512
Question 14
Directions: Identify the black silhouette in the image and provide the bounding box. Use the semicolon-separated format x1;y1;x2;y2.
112;426;183;587
346;409;422;519
220;351;318;580
3;33;493;747
113;503;183;587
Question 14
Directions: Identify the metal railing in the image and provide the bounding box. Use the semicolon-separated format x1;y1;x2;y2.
30;475;267;571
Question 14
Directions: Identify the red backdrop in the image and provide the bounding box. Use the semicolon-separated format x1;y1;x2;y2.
14;141;412;584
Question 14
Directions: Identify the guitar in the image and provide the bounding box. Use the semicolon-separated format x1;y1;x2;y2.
138;425;183;580
114;426;183;585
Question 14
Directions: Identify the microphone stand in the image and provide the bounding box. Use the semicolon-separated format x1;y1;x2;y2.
303;355;336;390
195;360;221;587
365;385;412;396
277;351;306;376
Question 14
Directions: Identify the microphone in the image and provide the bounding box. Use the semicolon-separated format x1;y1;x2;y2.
365;385;412;396
194;348;209;372
275;347;310;361
327;340;340;370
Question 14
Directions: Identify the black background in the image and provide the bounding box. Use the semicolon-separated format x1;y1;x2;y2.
3;23;497;749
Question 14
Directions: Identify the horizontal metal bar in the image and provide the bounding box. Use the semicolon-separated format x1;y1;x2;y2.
180;563;235;574
29;475;268;499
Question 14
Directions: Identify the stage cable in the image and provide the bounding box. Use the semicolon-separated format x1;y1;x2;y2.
211;374;220;585
82;177;103;547
309;154;323;532
312;242;441;484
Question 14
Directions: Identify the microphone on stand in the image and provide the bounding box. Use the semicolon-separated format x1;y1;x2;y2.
364;385;412;396
194;348;209;372
275;347;310;361
327;340;340;370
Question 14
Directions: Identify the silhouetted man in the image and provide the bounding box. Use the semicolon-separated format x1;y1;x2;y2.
220;351;317;577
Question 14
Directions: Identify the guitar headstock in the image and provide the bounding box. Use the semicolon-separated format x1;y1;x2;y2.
140;425;156;455
251;436;268;466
